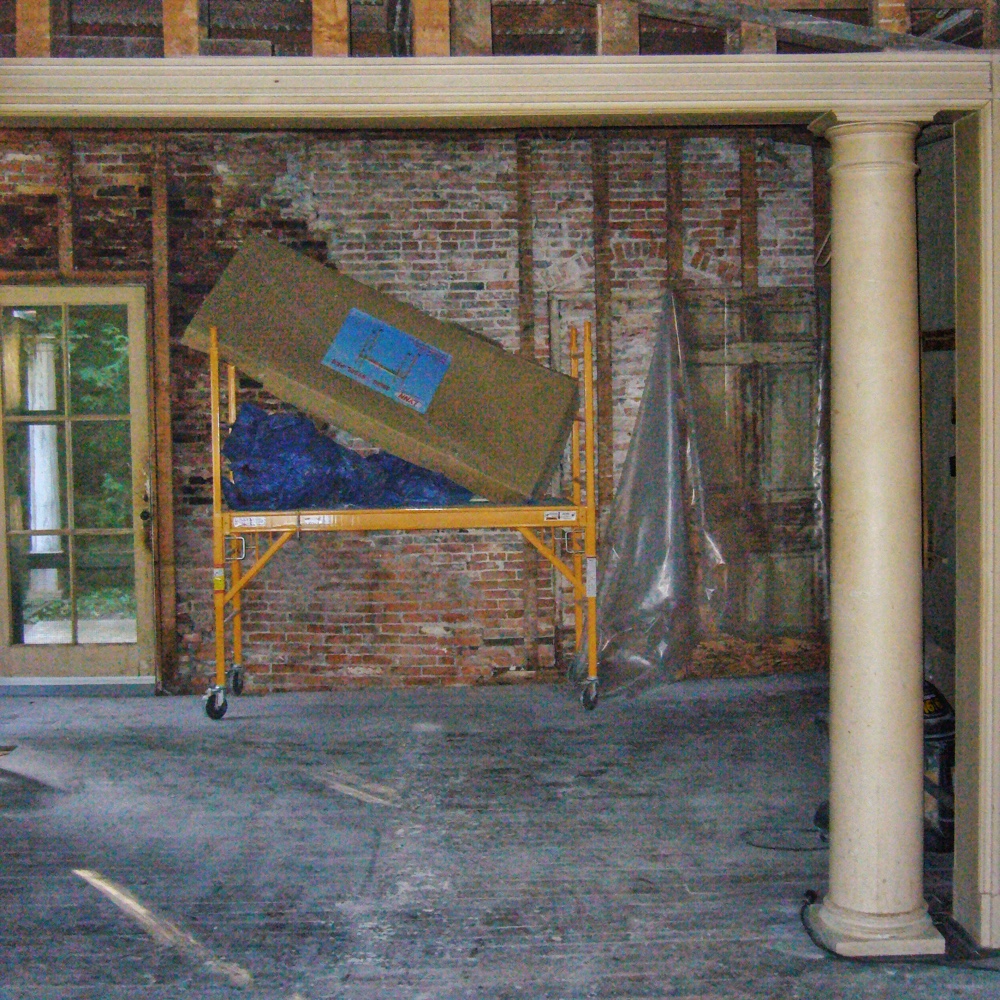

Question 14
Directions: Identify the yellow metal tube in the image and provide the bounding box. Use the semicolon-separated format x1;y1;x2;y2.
583;320;598;683
209;325;227;689
225;363;242;668
569;326;584;654
224;505;585;533
227;363;237;425
223;531;295;604
517;527;581;590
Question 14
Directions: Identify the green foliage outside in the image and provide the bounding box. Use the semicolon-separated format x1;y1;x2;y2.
24;586;136;624
67;307;133;529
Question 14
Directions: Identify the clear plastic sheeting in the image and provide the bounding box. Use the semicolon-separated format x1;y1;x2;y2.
584;292;723;693
584;286;828;694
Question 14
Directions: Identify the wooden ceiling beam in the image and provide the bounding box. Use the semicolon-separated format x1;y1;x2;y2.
452;0;493;53
313;0;350;55
598;0;641;51
413;0;452;54
16;0;51;57
162;0;199;56
870;0;911;34
641;0;960;48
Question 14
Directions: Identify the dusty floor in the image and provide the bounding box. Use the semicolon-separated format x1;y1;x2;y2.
0;673;994;999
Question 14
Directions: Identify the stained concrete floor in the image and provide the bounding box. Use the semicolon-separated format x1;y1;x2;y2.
0;673;994;1000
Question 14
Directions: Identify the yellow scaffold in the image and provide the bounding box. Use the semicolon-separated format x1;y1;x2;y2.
205;322;599;719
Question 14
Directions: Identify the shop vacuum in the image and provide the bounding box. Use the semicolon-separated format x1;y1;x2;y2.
813;680;955;852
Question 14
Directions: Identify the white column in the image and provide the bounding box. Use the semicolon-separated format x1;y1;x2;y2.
806;120;945;956
26;333;62;597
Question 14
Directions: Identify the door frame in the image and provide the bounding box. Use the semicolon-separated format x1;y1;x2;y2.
0;283;154;680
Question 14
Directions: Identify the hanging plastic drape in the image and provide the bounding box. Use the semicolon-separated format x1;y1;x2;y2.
580;291;723;694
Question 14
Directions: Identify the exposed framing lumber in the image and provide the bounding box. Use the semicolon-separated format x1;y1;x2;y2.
15;0;51;57
517;131;540;669
451;0;493;54
640;0;957;50
0;270;151;284
55;131;73;278
412;0;451;55
726;22;778;52
665;134;684;287
870;0;911;33
591;134;614;532
772;0;975;6
740;133;758;292
517;136;535;360
313;0;351;56
598;0;640;54
163;0;199;57
984;0;998;46
151;138;177;690
813;141;831;290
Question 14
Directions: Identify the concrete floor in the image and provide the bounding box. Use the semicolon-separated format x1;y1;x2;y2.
0;673;994;1000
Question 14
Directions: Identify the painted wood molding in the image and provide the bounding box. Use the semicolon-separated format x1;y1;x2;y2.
0;54;990;129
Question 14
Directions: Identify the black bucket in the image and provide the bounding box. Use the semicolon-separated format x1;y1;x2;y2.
812;679;956;853
923;679;955;853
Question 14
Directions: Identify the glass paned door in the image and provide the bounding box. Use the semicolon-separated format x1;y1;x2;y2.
0;286;153;678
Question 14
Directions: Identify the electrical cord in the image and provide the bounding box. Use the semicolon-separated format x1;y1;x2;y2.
799;890;1000;973
740;826;828;852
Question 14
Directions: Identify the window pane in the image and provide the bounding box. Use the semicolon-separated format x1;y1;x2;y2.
72;420;132;529
68;305;130;415
2;307;64;416
75;535;136;645
8;536;72;646
5;422;67;538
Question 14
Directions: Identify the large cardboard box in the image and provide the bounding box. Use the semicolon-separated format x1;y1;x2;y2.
182;236;578;502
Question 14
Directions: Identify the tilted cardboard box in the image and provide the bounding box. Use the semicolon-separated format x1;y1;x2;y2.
181;236;578;503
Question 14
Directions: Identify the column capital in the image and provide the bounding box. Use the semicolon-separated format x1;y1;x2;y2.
809;109;932;138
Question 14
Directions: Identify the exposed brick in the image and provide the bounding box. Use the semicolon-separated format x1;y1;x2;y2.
0;126;814;692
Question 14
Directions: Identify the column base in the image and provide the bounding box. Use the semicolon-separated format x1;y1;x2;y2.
805;899;945;957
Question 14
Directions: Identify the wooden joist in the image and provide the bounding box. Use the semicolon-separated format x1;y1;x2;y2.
870;0;911;34
313;0;351;55
16;0;51;57
640;0;960;49
726;22;778;51
451;0;493;54
598;0;640;53
413;0;451;55
162;0;199;56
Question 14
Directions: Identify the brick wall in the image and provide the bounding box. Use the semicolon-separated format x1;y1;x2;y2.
0;126;816;691
682;135;742;286
73;136;154;271
757;139;814;287
0;135;60;270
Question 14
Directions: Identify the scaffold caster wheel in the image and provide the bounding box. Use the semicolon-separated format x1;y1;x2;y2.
205;687;228;720
580;684;598;711
228;666;244;696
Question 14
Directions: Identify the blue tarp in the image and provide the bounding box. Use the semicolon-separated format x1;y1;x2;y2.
222;403;474;510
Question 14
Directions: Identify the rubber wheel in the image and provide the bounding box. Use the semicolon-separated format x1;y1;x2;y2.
580;684;598;711
229;668;244;696
205;690;228;720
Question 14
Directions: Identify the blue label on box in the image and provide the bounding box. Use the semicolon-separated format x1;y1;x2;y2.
321;308;452;414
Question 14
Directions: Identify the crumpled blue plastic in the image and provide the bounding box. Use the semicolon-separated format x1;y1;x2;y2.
221;403;474;510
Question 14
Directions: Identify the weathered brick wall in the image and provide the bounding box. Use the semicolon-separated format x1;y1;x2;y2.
0;126;816;691
168;131;553;692
0;135;60;269
73;136;154;271
682;135;742;286
757;138;814;287
608;135;668;485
